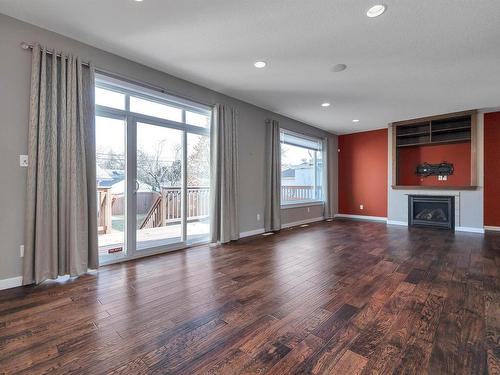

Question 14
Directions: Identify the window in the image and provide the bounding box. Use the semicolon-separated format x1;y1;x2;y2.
280;130;324;205
94;75;211;264
186;111;210;128
129;96;183;122
95;87;125;110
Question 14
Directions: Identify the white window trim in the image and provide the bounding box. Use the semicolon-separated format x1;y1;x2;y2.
280;128;324;148
281;201;324;209
280;128;326;207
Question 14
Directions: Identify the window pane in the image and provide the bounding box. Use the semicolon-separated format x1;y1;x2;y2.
281;132;321;150
136;123;183;250
95;87;125;110
95;116;127;263
186;111;210;128
281;137;323;204
187;133;210;244
130;96;182;122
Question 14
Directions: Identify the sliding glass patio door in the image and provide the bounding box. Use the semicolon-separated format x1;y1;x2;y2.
96;115;128;263
135;121;184;251
95;75;211;265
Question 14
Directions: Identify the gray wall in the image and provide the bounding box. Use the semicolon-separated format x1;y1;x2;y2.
387;113;484;229
0;14;337;280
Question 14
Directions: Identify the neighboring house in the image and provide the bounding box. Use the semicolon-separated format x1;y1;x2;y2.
97;169;125;194
97;168;155;215
97;169;153;194
281;162;316;186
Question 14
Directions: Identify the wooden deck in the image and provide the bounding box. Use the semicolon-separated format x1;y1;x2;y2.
0;220;498;374
98;221;210;259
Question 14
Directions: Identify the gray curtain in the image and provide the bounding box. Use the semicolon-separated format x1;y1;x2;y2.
23;44;98;285
209;104;239;244
264;120;281;231
323;134;338;219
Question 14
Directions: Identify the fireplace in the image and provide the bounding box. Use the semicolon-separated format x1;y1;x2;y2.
408;195;455;230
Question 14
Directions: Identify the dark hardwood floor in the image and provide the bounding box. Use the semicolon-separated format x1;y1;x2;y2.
0;220;499;374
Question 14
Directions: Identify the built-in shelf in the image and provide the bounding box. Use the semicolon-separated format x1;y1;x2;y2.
395;115;472;148
431;125;471;134
396;131;429;138
392;110;477;189
396;138;472;148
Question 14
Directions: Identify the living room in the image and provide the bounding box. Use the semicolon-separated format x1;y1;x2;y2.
0;2;498;374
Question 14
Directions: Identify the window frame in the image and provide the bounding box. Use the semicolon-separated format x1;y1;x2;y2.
95;75;211;137
279;129;325;208
94;73;212;266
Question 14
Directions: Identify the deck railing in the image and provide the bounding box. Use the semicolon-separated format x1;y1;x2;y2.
281;185;321;202
141;187;210;229
97;188;113;234
99;185;319;233
97;186;210;232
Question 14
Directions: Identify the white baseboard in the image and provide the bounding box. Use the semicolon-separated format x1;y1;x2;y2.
456;226;485;234
386;220;408;226
282;216;324;229
484;226;500;232
0;276;23;291
334;214;387;223
384;220;484;234
239;228;266;238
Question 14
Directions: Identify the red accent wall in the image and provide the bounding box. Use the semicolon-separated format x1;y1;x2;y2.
397;142;471;186
339;129;388;217
484;112;500;227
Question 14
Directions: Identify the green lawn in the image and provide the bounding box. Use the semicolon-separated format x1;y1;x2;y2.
112;214;148;231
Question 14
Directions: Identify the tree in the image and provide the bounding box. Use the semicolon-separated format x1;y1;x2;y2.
187;136;210;186
137;140;182;192
97;149;125;170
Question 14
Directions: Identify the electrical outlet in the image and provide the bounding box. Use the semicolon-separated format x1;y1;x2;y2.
443;175;447;181
438;175;443;181
360;204;364;210
20;245;24;257
19;155;28;167
256;213;261;221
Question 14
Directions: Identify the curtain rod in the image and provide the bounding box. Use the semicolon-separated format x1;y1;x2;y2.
21;41;214;108
21;41;92;66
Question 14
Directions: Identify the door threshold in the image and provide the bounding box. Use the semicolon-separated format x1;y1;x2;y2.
99;240;209;267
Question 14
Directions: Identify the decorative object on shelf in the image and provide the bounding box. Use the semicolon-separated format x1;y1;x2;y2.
415;162;454;177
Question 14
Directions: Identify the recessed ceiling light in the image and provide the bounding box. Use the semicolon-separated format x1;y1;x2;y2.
321;102;331;107
366;4;386;17
352;119;360;123
332;63;347;72
254;61;267;68
134;0;144;2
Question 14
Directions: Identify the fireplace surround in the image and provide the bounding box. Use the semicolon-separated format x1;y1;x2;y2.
408;195;455;230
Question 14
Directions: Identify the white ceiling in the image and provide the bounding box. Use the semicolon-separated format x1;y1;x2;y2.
1;0;500;134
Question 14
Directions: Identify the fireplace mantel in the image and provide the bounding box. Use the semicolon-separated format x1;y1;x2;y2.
392;185;477;190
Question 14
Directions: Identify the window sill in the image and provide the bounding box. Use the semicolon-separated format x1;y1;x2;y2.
281;201;324;209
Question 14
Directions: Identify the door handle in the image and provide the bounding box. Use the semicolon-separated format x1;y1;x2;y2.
133;181;139;195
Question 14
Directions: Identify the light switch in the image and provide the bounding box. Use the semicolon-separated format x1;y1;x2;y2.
20;155;28;167
360;204;364;210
